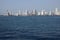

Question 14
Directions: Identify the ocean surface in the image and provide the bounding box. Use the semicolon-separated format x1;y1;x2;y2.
0;16;60;40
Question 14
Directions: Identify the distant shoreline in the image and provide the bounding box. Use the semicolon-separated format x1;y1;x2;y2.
0;15;60;17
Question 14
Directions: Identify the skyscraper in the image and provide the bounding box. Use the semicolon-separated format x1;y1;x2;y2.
41;10;44;15
18;10;22;16
32;9;38;16
37;11;41;16
55;8;60;15
24;10;28;16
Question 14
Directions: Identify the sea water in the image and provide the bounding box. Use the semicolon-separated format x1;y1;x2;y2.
0;16;60;40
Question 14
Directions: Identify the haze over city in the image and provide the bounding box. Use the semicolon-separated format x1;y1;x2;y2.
0;0;60;15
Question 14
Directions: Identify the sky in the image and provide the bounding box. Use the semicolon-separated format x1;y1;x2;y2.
0;0;60;14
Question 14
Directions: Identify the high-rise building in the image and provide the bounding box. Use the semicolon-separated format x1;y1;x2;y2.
54;8;60;15
41;10;44;15
37;11;41;16
24;10;28;16
32;9;38;16
44;11;48;15
7;10;12;16
18;10;22;16
49;11;52;15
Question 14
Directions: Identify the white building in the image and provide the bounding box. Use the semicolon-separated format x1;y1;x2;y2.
24;10;28;16
3;13;8;16
18;10;22;16
13;13;18;16
54;8;60;15
40;10;44;15
31;9;37;16
37;11;41;15
32;9;36;15
20;10;28;16
49;11;52;15
25;10;28;16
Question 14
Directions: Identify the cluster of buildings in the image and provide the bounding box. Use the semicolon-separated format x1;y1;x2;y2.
1;8;60;16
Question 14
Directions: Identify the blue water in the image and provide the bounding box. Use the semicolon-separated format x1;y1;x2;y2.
0;16;60;40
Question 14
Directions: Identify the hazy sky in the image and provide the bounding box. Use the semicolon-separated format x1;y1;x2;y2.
0;0;60;14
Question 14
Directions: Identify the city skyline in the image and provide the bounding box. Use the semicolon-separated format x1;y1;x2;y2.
0;0;60;15
0;8;60;16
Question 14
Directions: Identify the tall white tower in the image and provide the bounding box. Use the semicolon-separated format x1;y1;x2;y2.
37;12;41;16
32;9;37;16
24;10;28;16
55;8;58;12
41;10;44;15
49;11;52;15
55;8;59;15
18;10;22;16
